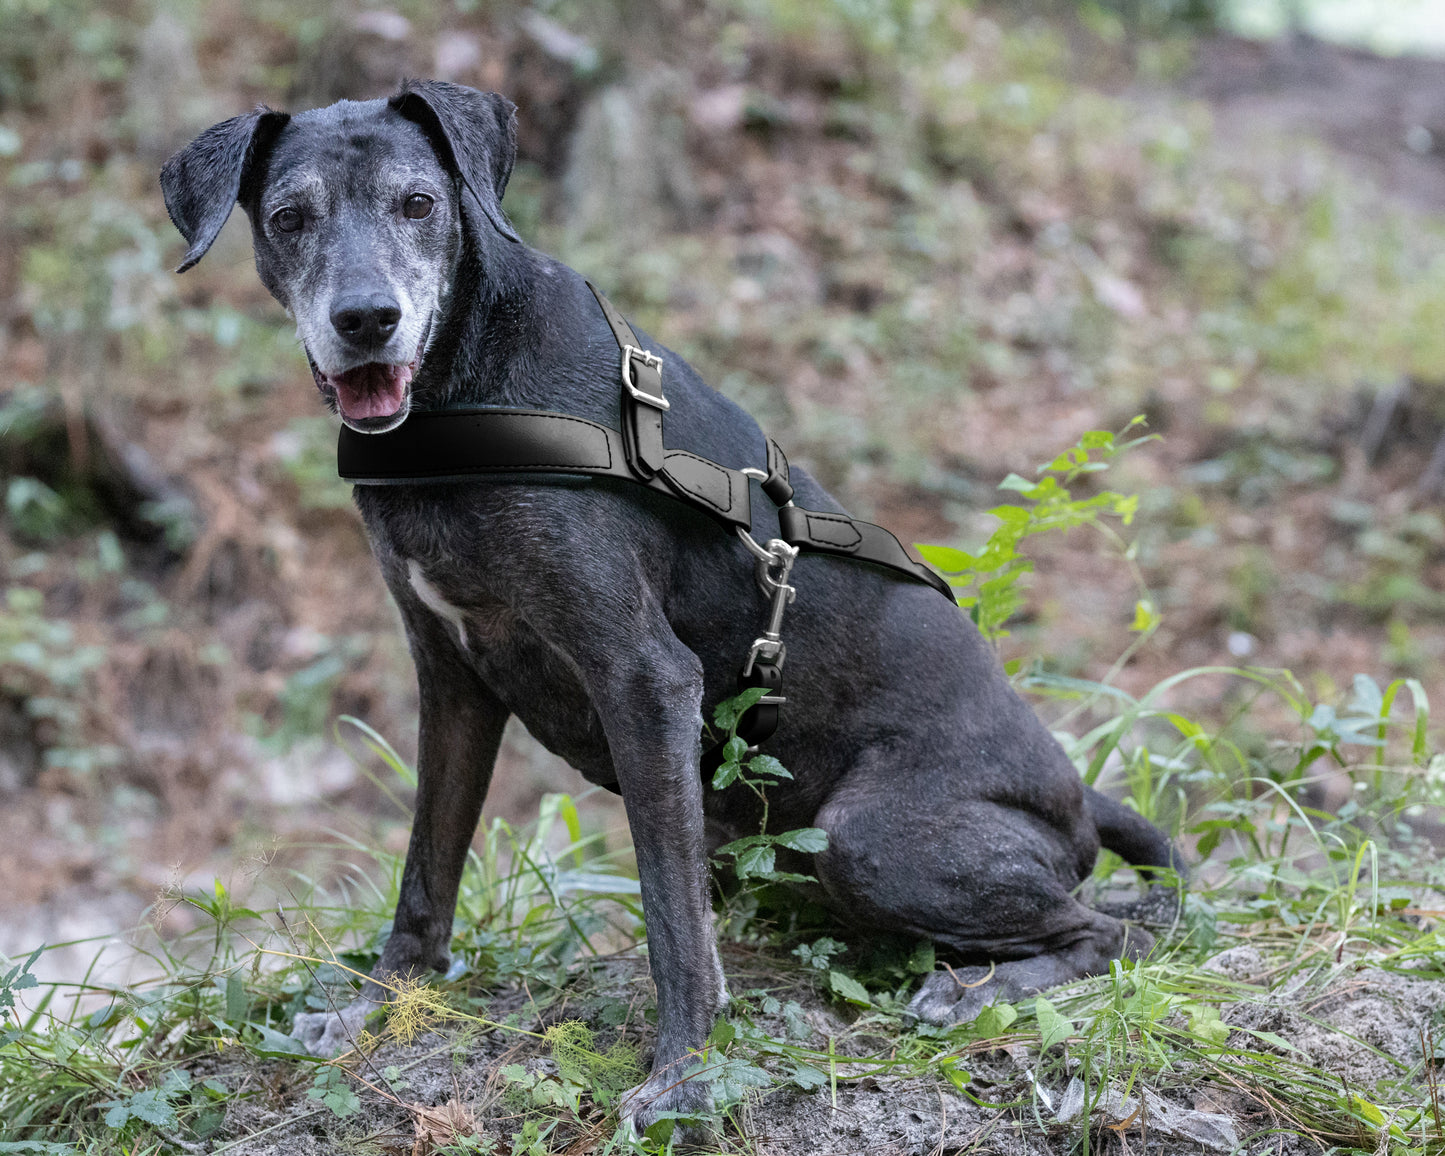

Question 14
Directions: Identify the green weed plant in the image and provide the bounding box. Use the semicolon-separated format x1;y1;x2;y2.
917;416;1156;645
708;689;830;887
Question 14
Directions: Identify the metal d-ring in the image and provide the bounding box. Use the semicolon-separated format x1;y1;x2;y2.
736;469;772;560
735;523;776;565
736;467;797;578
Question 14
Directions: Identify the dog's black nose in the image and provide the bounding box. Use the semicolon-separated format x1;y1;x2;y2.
330;294;402;345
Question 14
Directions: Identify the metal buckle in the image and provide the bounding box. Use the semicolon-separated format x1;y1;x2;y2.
621;345;668;410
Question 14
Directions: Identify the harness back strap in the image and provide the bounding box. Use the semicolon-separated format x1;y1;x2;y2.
587;281;667;480
778;506;951;600
336;284;954;603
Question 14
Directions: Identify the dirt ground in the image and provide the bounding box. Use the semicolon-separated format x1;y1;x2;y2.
1191;34;1445;214
198;947;1444;1155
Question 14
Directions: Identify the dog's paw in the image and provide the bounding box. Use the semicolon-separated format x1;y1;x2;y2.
292;997;378;1056
619;1069;716;1147
907;966;1001;1026
1097;885;1181;929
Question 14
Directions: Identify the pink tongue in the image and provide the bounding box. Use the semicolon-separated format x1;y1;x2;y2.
332;363;409;420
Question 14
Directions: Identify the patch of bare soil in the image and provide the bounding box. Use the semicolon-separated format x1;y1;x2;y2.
1191;34;1445;214
199;948;1441;1156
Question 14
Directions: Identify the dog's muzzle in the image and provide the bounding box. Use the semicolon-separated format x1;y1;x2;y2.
308;322;430;431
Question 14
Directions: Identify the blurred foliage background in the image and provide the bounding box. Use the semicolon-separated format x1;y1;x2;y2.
1;0;1444;988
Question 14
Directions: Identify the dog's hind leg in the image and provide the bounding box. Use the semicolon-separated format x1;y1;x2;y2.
905;919;1148;1025
293;594;509;1056
813;785;1153;1026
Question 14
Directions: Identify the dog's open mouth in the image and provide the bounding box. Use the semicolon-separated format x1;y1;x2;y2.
327;361;414;421
309;329;429;430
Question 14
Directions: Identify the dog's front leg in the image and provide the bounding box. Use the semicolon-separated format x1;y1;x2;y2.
294;598;508;1055
575;637;726;1135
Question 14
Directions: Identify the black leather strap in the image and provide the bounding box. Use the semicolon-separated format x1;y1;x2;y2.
734;659;784;747
586;280;667;479
337;283;953;603
580;286;948;601
778;505;956;601
339;409;620;480
763;437;794;506
338;408;755;531
586;279;639;352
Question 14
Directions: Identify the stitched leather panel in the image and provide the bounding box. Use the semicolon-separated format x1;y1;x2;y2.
805;512;863;551
778;506;955;600
660;451;738;517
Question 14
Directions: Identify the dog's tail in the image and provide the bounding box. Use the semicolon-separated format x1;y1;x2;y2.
1084;785;1188;926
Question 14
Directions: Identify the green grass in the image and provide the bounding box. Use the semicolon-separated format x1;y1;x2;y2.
0;656;1438;1154
0;720;648;1153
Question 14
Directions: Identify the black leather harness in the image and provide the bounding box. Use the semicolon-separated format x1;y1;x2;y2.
337;283;954;769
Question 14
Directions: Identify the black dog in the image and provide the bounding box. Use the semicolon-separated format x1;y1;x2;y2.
161;80;1181;1131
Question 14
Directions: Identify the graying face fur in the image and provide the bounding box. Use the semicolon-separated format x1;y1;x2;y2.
250;102;462;434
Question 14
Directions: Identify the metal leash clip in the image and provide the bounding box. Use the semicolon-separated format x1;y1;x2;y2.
735;466;801;723
741;537;797;682
717;472;801;757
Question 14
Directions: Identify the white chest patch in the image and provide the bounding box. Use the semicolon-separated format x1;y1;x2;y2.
407;559;469;650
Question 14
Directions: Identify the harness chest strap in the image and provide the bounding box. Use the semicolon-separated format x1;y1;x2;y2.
336;284;954;604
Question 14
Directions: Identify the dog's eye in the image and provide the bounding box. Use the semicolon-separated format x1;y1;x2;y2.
403;194;434;221
272;208;303;233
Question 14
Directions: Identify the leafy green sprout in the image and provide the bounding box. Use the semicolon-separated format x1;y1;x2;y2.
707;687;829;885
917;415;1158;650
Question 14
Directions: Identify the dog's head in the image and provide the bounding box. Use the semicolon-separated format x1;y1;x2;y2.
160;80;518;433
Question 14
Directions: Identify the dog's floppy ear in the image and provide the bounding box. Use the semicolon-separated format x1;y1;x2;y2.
160;107;290;273
390;80;520;244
